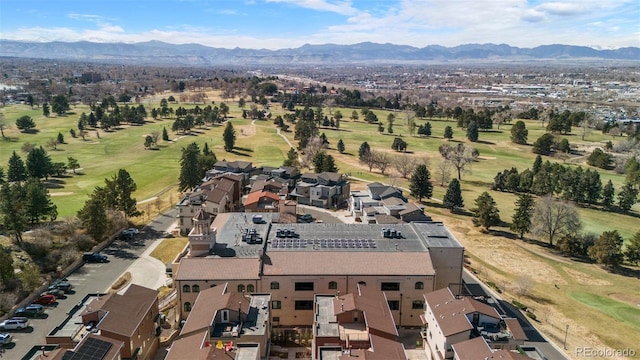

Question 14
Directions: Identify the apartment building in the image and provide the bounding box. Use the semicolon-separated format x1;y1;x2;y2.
173;212;464;329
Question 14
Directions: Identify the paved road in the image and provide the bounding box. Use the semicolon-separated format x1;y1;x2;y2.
4;209;177;359
461;270;570;360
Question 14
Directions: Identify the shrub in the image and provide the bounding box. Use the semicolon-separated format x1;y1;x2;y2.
525;311;537;321
512;300;528;311
486;281;502;293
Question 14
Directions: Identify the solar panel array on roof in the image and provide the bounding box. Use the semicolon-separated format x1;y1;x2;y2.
64;337;113;360
270;239;376;249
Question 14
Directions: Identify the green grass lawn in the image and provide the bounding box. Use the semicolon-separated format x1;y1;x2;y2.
1;101;637;236
570;291;640;331
1;93;639;353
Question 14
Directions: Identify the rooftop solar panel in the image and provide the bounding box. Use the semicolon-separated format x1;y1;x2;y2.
66;337;113;360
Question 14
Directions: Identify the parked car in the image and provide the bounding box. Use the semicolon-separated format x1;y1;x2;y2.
51;281;74;293
43;287;65;298
33;294;56;305
299;213;313;223
119;228;139;239
0;332;12;345
14;304;44;318
82;252;109;263
0;317;29;330
126;227;139;234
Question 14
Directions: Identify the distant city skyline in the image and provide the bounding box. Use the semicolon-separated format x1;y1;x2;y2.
0;0;638;50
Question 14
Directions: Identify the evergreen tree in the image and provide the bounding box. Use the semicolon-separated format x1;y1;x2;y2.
424;122;432;136
466;120;479;142
67;157;80;174
617;182;638;213
510;193;534;238
0;245;16;286
7;151;27;182
0;182;27;244
358;142;371;160
337;139;345;154
322;154;338;173
601;180;615;209
625;230;640;265
24;178;57;223
162;126;169;141
443;126;453;139
42;102;50;117
409;164;433;202
532;134;554;155
443;178;464;212
532;155;543;174
77;195;109;241
26;146;53;180
472;192;501;231
312;152;327;173
111;169;141;218
588;230;624;267
57;132;65;144
510;120;528;144
223;121;236;152
283;147;299;167
178;142;202;192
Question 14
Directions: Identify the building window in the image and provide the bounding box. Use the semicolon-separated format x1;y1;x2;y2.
295;282;314;291
247;284;255;292
357;281;366;286
273;317;280;323
415;281;424;290
387;300;400;310
412;300;425;309
272;301;281;309
328;281;337;289
295;300;314;310
238;284;245;292
381;282;400;291
184;302;192;312
270;282;280;290
192;285;200;293
182;285;191;293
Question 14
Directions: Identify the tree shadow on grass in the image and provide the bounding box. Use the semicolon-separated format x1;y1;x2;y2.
234;146;253;153
230;150;251;157
44;179;66;189
473;139;496;145
608;266;640;279
1;136;20;142
490;229;518;240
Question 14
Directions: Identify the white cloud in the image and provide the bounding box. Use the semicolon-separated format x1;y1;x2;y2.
265;0;357;15
2;0;638;49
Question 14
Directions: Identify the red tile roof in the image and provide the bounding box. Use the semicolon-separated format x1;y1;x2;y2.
244;190;280;206
180;285;250;336
424;288;501;337
90;284;158;337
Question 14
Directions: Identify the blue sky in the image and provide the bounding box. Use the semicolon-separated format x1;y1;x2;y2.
0;0;638;49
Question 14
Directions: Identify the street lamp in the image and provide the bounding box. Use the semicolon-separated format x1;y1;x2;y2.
563;325;569;350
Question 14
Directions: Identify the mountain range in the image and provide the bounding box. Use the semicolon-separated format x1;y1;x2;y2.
1;40;638;66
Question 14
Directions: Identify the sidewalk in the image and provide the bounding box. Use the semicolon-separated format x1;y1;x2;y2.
115;235;172;294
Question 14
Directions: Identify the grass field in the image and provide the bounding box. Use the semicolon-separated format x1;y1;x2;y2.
2;92;639;358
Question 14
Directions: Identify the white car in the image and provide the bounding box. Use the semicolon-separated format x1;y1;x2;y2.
0;332;12;345
0;317;29;330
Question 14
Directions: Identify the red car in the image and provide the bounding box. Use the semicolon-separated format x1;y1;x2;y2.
33;294;56;305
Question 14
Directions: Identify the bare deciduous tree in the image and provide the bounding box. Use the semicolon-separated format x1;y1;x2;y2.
515;275;533;296
436;159;453;186
373;151;391;175
393;154;418;179
439;143;478;180
532;195;581;246
301;137;325;169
